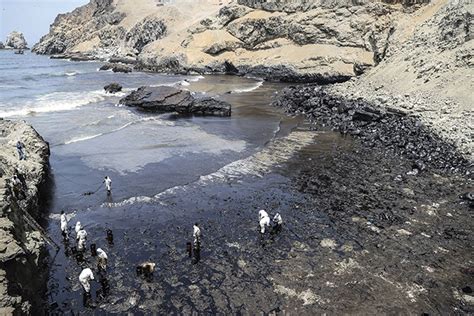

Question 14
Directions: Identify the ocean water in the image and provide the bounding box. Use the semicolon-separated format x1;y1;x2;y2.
0;50;299;207
1;50;314;312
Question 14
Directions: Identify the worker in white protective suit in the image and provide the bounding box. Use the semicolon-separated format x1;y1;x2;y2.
60;211;68;238
97;248;108;271
259;209;271;234
79;267;94;293
273;213;282;226
272;212;283;233
103;176;112;195
75;221;82;234
193;223;201;245
77;228;87;251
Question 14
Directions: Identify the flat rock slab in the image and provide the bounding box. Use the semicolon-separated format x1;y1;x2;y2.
120;86;231;117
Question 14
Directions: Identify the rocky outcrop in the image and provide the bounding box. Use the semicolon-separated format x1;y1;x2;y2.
104;83;123;93
191;97;232;117
0;42;4;50
274;0;473;163
125;17;167;54
5;31;28;49
99;63;132;73
274;84;469;173
34;0;428;82
32;0;115;55
323;0;473;159
0;120;50;314
120;86;231;116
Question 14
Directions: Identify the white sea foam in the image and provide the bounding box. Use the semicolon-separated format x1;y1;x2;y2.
187;75;205;82
0;90;108;118
63;117;174;145
64;133;104;144
231;81;263;94
65;71;77;77
104;130;315;208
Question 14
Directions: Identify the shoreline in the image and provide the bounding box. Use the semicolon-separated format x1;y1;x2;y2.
31;50;472;166
0;119;50;314
0;53;471;313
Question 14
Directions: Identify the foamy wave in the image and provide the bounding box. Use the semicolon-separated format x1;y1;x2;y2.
103;130;315;208
0;90;107;118
63;117;174;145
187;75;205;82
65;133;103;144
65;71;77;77
150;81;183;88
231;81;263;94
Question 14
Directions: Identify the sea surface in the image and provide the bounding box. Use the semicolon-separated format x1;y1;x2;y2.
0;50;298;206
0;50;321;312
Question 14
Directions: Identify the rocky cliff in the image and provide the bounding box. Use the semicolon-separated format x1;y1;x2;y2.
33;0;433;82
5;31;28;49
307;0;473;159
0;120;50;314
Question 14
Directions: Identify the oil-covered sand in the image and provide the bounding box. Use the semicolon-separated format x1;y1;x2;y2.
46;126;472;314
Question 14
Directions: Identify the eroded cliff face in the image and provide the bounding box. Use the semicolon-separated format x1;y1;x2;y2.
33;0;434;82
0;120;50;314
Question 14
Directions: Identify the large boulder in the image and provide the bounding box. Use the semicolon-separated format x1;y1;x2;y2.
120;86;194;112
5;31;27;49
0;42;4;49
191;97;231;116
120;86;231;116
104;83;122;93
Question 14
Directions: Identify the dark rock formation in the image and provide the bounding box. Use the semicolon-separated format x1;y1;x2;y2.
0;120;50;314
273;84;470;174
104;83;122;93
120;86;194;112
0;42;4;50
120;86;231;116
5;31;28;49
191;97;231;117
99;63;132;73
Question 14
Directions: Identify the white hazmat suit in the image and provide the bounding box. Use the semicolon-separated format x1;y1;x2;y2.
77;229;87;251
75;221;81;234
79;268;94;293
60;213;68;233
193;224;201;244
97;248;108;270
273;213;283;225
104;176;112;193
259;210;271;234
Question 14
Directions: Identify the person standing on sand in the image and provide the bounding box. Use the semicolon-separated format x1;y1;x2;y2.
16;141;26;160
193;223;201;246
103;176;112;195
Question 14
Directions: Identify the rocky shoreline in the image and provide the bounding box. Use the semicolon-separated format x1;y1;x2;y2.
0;120;50;314
273;84;472;175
